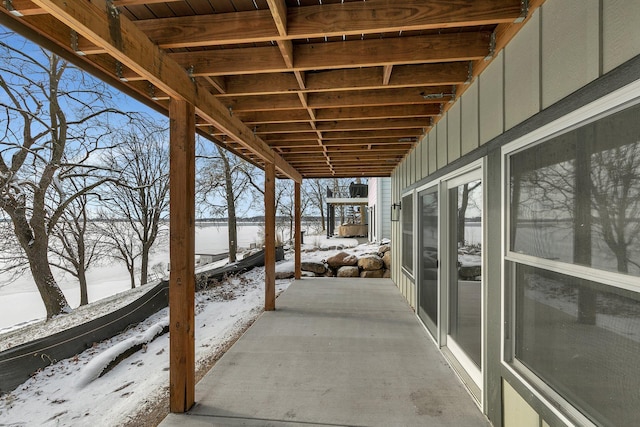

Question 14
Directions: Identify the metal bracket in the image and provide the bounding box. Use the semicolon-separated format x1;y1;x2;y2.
106;0;119;18
70;30;86;56
421;91;455;101
438;104;444;117
449;86;457;103
115;61;127;82
187;65;195;83
514;0;529;23
465;62;473;85
484;31;496;61
228;106;233;116
148;82;159;101
4;0;23;16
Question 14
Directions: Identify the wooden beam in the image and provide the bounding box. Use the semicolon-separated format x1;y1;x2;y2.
382;65;393;86
134;10;278;49
267;0;288;36
237;109;312;124
217;63;468;96
315;105;441;121
264;162;276;311
308;86;452;109
168;99;195;413
221;93;303;112
66;0;520;50
286;0;522;38
321;129;424;140
29;0;301;183
317;118;430;132
2;0;182;17
294;180;301;280
166;33;489;77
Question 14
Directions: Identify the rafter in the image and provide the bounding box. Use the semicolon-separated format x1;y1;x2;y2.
157;33;489;79
63;0;520;52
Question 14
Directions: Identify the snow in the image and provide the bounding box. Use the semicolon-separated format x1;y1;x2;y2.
76;321;168;389
0;264;293;426
0;235;382;426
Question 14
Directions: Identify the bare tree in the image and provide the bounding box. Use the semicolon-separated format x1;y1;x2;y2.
304;179;327;231
0;36;128;317
102;125;169;286
590;142;640;273
197;143;257;262
49;187;104;306
97;216;141;290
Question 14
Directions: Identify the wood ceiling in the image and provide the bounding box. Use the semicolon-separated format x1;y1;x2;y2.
0;0;539;179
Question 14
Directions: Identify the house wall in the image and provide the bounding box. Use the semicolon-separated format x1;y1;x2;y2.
390;0;640;425
367;177;391;242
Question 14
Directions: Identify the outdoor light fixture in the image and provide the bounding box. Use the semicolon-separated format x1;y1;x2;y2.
391;202;401;222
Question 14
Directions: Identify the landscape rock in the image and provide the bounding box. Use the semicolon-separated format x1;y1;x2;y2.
360;270;384;279
382;269;391;278
275;271;294;280
337;266;360;277
459;265;481;280
301;261;326;274
378;244;391;254
382;251;391;269
326;251;358;269
324;268;335;277
358;255;384;271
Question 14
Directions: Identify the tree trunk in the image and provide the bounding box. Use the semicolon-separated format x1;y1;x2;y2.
140;244;149;285
128;264;136;289
221;149;238;262
27;243;70;318
78;269;89;306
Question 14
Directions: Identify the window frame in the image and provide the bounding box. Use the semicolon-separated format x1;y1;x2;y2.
500;79;640;426
401;190;415;277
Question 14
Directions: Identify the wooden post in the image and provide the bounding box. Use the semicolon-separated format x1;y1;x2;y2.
294;181;302;280
264;162;276;310
169;99;196;413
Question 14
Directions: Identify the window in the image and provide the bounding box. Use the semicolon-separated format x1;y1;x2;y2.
506;102;640;426
402;193;413;275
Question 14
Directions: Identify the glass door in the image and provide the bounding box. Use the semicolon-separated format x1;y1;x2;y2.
446;169;483;392
418;188;439;339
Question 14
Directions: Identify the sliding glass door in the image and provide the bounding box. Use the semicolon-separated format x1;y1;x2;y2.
446;169;483;393
418;188;439;339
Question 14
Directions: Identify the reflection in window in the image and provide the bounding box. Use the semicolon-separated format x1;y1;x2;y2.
515;265;640;426
419;191;438;330
402;194;413;275
449;180;482;367
510;103;640;276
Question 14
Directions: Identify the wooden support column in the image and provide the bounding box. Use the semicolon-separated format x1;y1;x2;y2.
264;162;276;311
294;180;302;280
169;99;196;413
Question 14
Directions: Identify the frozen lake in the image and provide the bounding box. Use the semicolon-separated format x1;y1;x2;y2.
0;223;308;331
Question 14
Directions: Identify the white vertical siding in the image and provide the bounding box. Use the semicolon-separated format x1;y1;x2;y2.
428;131;437;174
461;80;479;155
437;117;448;169
603;0;640;72
479;51;504;145
505;10;541;130
541;0;600;108
447;101;461;161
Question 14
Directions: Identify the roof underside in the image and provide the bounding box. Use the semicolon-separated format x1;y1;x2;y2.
0;0;540;180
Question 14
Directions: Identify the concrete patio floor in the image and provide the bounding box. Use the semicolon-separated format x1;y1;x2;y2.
160;278;488;426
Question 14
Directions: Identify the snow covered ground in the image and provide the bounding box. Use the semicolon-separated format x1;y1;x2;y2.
0;234;370;426
0;224;323;331
0;267;290;426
